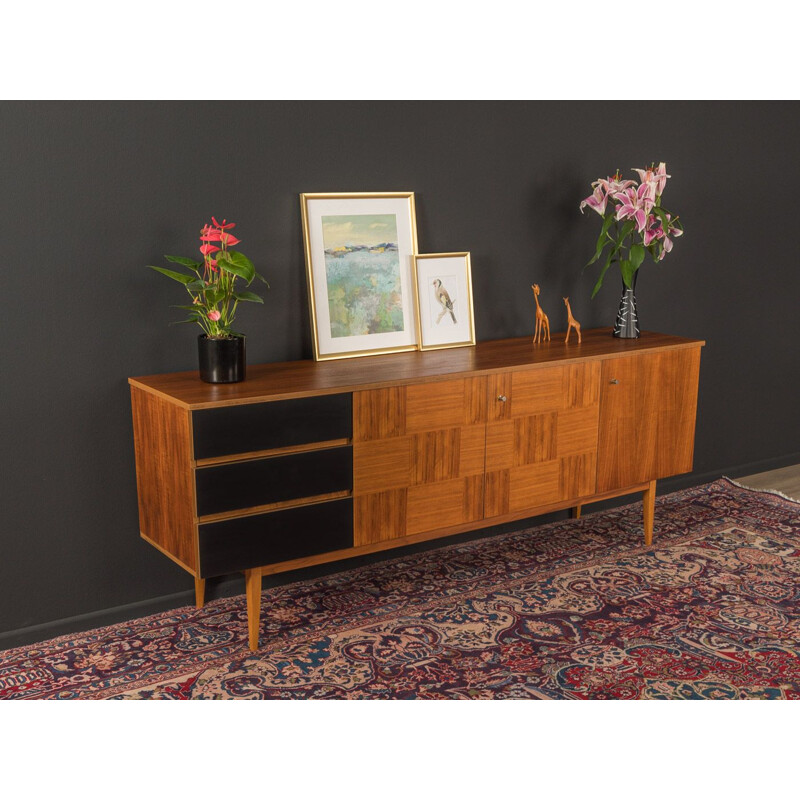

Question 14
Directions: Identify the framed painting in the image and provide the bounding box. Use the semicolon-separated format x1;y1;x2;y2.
300;192;420;361
413;252;476;350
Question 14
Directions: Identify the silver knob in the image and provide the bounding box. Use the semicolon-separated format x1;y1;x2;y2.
497;395;507;402
609;379;619;385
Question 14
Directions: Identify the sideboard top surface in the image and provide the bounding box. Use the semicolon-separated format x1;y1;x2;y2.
129;328;705;409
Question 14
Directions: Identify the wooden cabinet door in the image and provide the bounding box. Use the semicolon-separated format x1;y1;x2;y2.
596;347;701;493
352;377;487;546
484;362;600;518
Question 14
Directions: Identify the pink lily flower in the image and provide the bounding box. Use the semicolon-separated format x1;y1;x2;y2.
654;162;670;196
614;183;655;233
633;162;671;198
658;213;683;260
580;184;609;216
600;173;635;196
643;215;662;246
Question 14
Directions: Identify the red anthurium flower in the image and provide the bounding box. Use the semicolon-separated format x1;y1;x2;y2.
211;217;236;230
200;226;222;242
220;232;241;246
200;243;220;255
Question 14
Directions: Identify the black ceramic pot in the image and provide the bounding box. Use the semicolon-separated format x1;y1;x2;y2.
613;273;640;339
198;334;246;383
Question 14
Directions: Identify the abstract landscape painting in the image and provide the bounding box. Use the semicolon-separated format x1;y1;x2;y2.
321;213;404;338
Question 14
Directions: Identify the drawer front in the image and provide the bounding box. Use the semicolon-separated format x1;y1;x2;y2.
195;446;352;517
198;498;353;577
192;393;352;459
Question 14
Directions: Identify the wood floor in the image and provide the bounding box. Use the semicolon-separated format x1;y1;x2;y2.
736;463;800;501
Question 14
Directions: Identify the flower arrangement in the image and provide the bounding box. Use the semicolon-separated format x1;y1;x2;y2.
580;162;683;297
148;217;268;338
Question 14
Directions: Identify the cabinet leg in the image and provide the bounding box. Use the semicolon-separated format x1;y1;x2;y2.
194;576;205;608
244;569;262;651
643;480;657;546
571;504;582;519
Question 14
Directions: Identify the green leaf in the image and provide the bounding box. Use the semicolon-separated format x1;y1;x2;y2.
185;279;208;292
586;214;616;267
254;270;271;287
147;266;195;285
619;220;635;240
629;243;645;270
217;250;256;284
170;315;204;326
233;291;264;304
170;304;205;311
591;245;619;299
216;257;250;283
164;255;202;270
620;259;636;289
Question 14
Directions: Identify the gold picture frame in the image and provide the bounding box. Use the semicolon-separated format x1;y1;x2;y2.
412;252;476;351
300;192;420;361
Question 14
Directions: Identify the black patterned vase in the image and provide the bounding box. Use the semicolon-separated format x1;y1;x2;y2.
613;274;640;338
198;334;246;383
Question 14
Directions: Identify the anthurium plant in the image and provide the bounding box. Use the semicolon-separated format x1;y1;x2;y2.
580;162;683;297
148;217;268;338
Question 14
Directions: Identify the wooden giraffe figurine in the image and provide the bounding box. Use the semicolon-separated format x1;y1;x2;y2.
531;284;550;344
563;296;582;344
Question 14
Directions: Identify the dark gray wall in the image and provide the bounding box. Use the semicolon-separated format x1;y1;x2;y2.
2;101;799;646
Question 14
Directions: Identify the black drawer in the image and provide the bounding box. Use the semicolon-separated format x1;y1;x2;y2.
192;393;352;460
195;446;352;517
198;498;353;577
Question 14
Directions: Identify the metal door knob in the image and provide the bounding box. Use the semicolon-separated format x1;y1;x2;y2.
609;379;619;385
497;395;507;402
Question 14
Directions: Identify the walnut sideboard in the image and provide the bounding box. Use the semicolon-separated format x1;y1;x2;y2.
129;328;703;650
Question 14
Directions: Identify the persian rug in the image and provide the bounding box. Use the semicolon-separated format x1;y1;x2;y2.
1;478;798;700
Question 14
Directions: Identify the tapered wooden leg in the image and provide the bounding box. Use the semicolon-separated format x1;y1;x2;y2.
194;576;206;608
571;504;582;519
643;479;657;546
245;569;262;651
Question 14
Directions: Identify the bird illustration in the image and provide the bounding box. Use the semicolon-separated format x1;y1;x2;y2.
432;278;457;324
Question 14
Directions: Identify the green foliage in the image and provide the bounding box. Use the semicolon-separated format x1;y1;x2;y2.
148;220;268;337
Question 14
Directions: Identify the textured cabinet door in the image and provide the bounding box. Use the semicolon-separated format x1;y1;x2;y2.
352;377;488;545
597;347;701;493
484;362;601;517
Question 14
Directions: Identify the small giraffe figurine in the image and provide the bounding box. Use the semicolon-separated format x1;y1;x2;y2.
531;284;550;344
563;296;582;344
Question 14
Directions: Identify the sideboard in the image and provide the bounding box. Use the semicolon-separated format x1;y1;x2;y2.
129;328;703;650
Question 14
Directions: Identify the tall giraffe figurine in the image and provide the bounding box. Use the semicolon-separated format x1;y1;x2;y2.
563;296;582;344
531;284;550;344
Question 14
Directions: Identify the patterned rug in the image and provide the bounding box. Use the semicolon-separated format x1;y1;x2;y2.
2;478;798;699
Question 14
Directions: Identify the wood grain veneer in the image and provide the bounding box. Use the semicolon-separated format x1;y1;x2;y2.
129;329;703;409
130;328;704;651
130;385;197;572
597;348;701;493
352;376;490;545
485;361;600;515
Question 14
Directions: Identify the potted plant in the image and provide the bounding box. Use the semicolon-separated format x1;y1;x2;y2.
580;162;683;337
148;217;268;382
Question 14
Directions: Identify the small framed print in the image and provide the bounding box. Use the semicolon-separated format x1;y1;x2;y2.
413;252;476;351
300;192;420;361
